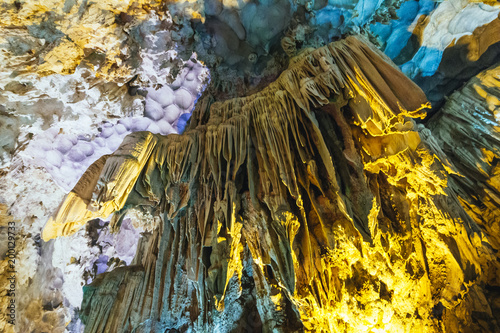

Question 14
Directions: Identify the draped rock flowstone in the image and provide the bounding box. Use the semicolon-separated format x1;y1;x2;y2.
43;36;500;332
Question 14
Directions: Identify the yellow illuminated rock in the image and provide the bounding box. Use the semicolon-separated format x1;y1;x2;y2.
428;62;500;331
0;0;163;81
32;31;500;332
42;131;158;241
42;36;500;332
37;39;85;76
0;0;497;330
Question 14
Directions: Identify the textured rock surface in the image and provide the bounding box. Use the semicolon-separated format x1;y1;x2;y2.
163;0;411;98
23;60;207;191
0;0;210;170
3;1;500;332
0;0;167;80
42;36;500;332
0;1;207;331
427;63;500;331
372;0;500;109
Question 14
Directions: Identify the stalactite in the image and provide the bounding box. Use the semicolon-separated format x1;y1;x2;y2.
42;36;499;332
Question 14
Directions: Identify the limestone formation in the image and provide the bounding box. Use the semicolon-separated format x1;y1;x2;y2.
3;1;500;332
41;36;500;332
426;62;500;331
372;0;500;109
24;60;207;191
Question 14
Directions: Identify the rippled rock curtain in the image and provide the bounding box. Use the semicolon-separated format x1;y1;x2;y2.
44;36;499;332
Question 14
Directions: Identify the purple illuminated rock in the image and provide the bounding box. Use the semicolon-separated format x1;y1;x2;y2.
157;119;175;135
164;104;181;123
130;117;152;132
147;86;175;106
146;122;161;134
32;60;206;193
144;99;165;121
174;88;193;109
68;149;86;162
118;118;133;130
94;137;106;147
100;126;114;138
75;142;94;157
114;124;127;135
46;150;63;168
55;137;74;154
96;255;109;275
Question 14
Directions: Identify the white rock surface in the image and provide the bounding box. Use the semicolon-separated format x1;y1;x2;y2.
21;58;207;191
401;0;500;78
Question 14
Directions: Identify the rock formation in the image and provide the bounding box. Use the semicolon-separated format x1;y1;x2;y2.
425;62;500;332
2;1;500;332
372;0;500;110
40;35;500;332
